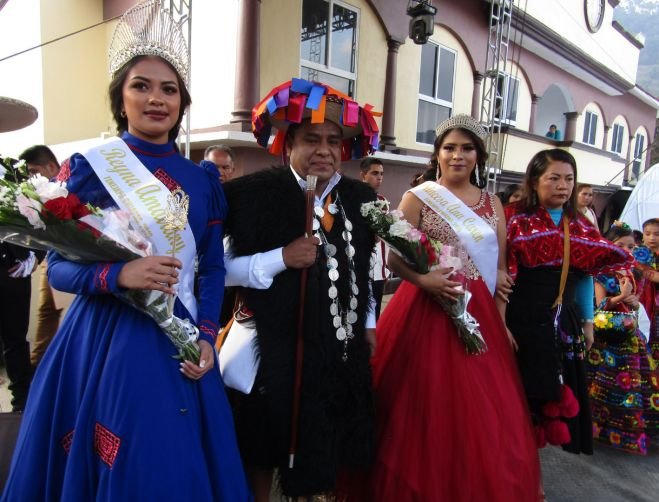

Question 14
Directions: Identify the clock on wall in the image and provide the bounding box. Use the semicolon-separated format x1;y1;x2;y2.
585;0;605;33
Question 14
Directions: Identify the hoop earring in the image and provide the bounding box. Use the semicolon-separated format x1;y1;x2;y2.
120;109;126;118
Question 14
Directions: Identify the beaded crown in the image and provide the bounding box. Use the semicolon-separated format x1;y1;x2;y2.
435;114;488;141
108;1;189;85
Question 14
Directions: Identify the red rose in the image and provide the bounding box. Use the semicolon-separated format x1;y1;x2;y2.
43;196;74;220
68;194;92;218
43;194;90;220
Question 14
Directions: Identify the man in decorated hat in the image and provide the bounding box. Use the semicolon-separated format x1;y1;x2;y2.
222;78;380;500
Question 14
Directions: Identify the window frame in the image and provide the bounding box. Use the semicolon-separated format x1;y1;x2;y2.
415;41;457;145
582;110;598;146
631;132;645;180
299;0;360;97
494;72;520;125
611;123;624;154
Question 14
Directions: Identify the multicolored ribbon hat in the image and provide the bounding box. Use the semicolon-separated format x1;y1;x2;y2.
252;78;381;161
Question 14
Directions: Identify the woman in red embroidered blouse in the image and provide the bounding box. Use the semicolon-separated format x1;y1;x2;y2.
506;149;633;460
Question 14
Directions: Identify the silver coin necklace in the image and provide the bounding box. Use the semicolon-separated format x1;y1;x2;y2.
313;194;358;362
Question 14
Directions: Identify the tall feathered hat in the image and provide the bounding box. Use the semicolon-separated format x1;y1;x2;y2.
252;78;381;161
108;0;189;85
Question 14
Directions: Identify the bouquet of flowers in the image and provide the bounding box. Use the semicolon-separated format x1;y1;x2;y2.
360;200;487;354
0;155;200;362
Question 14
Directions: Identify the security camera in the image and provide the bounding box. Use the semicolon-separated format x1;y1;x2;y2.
407;0;437;45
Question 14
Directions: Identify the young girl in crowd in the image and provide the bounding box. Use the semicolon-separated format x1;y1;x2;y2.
587;222;659;454
637;218;659;362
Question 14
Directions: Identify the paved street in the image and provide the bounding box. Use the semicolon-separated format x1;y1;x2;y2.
2;290;658;500
541;442;658;501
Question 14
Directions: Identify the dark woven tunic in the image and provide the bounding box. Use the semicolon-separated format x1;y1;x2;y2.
224;166;376;497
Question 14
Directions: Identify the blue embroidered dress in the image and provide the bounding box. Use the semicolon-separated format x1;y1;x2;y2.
588;271;659;454
1;133;250;501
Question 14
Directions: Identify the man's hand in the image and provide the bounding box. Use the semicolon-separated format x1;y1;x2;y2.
283;235;320;269
365;328;376;357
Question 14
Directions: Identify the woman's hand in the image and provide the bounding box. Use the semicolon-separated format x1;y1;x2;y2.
417;267;464;303
180;340;214;380
496;269;514;303
583;322;594;351
623;293;640;310
117;255;182;294
618;276;633;299
506;327;519;351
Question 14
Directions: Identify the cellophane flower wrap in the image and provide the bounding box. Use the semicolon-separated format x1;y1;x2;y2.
360;200;487;354
0;156;200;362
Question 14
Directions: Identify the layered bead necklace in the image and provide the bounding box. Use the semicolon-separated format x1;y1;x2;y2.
312;193;358;361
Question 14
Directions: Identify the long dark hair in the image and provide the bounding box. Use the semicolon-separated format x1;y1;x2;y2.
429;127;488;188
520;148;578;216
604;222;633;243
108;55;191;143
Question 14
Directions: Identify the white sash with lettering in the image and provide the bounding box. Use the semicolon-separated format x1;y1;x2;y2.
82;138;198;321
411;182;498;295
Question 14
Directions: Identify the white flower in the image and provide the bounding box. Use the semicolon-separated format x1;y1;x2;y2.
32;177;68;202
16;193;45;230
0;186;10;205
388;219;412;238
390;209;404;220
0;164;6;180
29;174;49;189
13;159;26;170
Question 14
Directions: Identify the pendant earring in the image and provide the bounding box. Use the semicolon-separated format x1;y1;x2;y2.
475;167;480;186
532;191;537;206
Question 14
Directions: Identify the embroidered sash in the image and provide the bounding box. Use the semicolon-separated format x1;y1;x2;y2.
411;182;498;295
82;138;198;320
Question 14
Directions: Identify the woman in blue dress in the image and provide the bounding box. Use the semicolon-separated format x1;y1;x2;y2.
1;3;250;500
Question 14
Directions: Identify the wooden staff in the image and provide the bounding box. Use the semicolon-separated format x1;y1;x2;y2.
288;174;317;469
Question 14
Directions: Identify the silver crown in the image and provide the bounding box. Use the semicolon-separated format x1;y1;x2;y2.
108;1;189;85
435;114;488;141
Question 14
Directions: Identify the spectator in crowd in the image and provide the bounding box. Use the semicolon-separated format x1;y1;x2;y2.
545;124;562;140
204;144;235;184
18;145;67;366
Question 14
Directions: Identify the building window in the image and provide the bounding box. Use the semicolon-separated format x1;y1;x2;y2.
495;73;520;124
300;0;358;97
611;123;625;154
631;133;645;180
582;111;598;145
416;42;456;144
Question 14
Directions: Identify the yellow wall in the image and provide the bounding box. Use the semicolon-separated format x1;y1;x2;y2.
41;0;110;145
260;0;303;96
259;0;387;127
394;26;475;153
